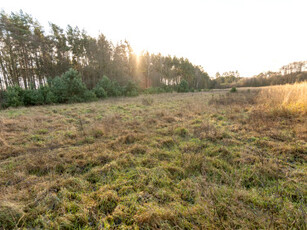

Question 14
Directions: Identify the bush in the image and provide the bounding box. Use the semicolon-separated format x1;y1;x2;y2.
0;69;99;109
50;68;89;103
83;90;97;102
143;85;173;94
0;69;179;109
3;86;24;108
93;86;107;99
230;87;237;93
95;76;123;97
23;89;45;106
124;80;139;97
162;84;174;93
39;86;57;104
143;87;164;94
0;85;58;108
177;79;189;93
49;76;67;103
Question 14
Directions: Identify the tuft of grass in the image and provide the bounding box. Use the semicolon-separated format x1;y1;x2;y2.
95;190;119;215
0;202;24;229
141;97;154;106
174;127;189;137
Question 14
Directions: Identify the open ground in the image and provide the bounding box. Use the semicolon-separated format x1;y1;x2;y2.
0;84;306;229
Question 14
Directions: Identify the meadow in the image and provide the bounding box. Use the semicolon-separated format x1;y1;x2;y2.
0;83;306;229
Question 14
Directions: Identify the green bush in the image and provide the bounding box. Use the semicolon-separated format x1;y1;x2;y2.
50;69;89;103
230;87;237;93
143;85;173;94
95;76;123;97
39;86;57;104
124;80;139;97
1;85;58;108
162;84;174;93
0;69;177;109
3;86;24;108
177;79;189;93
49;76;67;103
23;89;45;106
84;90;97;102
93;86;107;98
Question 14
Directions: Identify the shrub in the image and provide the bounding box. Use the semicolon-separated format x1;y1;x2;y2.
50;69;88;103
124;80;139;97
144;87;167;94
143;85;173;94
111;81;124;97
143;87;163;94
95;76;123;97
230;87;237;93
162;84;174;93
83;90;97;102
49;76;67;103
93;86;107;99
39;86;57;104
0;69;107;109
177;79;189;93
3;86;24;108
23;89;45;106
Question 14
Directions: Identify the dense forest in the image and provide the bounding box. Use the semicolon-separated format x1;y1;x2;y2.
0;10;306;108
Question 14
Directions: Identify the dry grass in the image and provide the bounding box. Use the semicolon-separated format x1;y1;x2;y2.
0;87;306;229
257;81;307;116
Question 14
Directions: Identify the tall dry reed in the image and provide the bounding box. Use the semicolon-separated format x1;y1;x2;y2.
257;81;307;116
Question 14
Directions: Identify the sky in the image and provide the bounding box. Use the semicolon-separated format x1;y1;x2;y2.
1;0;307;77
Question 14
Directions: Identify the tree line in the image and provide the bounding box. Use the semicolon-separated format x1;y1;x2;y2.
212;62;307;89
0;10;211;92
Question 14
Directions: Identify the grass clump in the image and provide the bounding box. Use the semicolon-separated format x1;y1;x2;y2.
95;190;119;215
0;202;24;229
174;127;189;137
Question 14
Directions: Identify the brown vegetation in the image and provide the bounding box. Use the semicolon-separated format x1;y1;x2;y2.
0;83;306;229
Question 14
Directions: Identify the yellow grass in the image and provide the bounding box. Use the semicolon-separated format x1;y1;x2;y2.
257;81;307;115
0;88;306;228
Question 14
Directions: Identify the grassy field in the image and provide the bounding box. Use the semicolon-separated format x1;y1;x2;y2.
0;83;306;229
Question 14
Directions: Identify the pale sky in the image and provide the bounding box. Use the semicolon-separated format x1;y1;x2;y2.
1;0;307;77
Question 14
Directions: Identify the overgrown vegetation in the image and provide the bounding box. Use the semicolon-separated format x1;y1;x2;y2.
0;69;203;109
0;69;143;109
257;81;307;116
0;82;306;229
